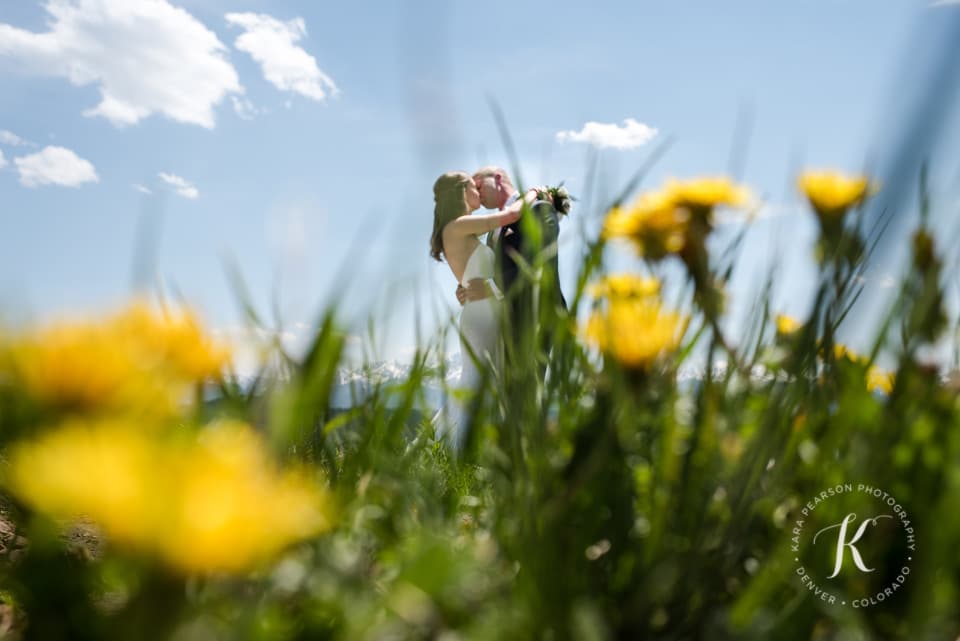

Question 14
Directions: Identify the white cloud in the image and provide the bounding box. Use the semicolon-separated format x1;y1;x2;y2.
930;0;960;6
158;172;199;199
14;146;99;188
226;12;338;101
0;0;242;128
556;118;658;150
0;130;32;146
231;95;259;120
0;149;6;169
133;183;152;194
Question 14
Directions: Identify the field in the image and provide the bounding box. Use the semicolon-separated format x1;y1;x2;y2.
1;167;959;641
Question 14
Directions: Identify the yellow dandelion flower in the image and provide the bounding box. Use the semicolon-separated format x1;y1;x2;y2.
602;205;644;239
832;343;865;364
829;344;894;395
775;314;802;335
0;299;231;416
110;300;231;381
797;170;875;217
664;176;751;211
5;419;162;543
588;274;661;299
581;299;688;369
603;177;751;260
159;421;331;573
866;366;894;395
2;321;181;415
602;190;688;259
4;418;333;575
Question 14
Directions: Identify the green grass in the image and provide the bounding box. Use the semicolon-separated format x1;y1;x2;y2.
1;164;959;641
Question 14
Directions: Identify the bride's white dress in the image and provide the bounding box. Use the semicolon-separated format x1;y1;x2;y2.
434;240;501;452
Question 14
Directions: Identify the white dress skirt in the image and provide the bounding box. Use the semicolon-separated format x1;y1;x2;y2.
433;240;502;452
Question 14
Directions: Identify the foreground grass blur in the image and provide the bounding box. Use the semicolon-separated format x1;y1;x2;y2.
0;165;958;641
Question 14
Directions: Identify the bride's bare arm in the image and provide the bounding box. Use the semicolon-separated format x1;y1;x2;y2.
444;190;538;237
444;207;519;236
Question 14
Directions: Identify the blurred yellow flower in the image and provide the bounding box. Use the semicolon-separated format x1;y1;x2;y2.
109;300;231;381
832;343;863;364
866;366;894;395
829;343;894;395
0;299;231;416
2;321;181;415
664;176;751;211
602;177;751;261
159;420;331;573
797;170;875;217
582;299;688;369
602;191;688;259
775;314;802;335
5;418;159;543
588;274;661;300
5;419;332;574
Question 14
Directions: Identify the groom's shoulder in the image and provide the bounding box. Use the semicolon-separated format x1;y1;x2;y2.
530;198;559;219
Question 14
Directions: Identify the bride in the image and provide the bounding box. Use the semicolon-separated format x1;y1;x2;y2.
429;171;533;452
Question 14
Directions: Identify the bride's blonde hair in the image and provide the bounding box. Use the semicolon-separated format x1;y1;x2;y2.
430;171;471;262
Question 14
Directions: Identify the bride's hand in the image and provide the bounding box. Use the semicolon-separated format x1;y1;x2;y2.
502;190;538;225
503;206;522;225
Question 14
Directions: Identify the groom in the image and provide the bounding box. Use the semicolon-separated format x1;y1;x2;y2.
456;166;566;377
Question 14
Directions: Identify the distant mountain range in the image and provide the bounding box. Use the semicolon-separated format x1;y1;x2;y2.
212;354;462;410
211;357;950;411
329;354;461;409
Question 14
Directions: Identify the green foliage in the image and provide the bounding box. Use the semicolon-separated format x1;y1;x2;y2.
1;168;959;641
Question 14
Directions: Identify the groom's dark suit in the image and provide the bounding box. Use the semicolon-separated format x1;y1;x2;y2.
489;196;566;373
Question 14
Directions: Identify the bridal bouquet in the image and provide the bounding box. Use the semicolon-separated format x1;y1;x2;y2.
532;183;574;215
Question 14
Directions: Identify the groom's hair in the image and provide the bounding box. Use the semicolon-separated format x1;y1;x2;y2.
473;166;513;188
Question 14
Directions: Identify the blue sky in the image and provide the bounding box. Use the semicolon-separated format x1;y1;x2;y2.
1;0;958;372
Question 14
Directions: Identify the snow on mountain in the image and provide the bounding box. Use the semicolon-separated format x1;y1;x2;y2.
331;354;460;408
211;355;829;411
